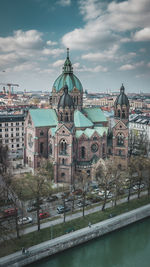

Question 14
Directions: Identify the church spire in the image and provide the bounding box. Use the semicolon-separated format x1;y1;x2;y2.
63;48;73;74
67;47;69;59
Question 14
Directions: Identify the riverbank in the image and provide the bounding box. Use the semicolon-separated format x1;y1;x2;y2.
1;201;150;267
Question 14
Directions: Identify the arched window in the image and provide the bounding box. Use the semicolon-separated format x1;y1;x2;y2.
60;112;63;121
40;130;44;136
118;110;120;117
81;146;85;159
61;173;65;178
122;110;125;119
60;139;67;154
117;133;124;146
102;144;105;157
65;113;69;122
62;158;65;165
49;143;52;155
40;142;44;154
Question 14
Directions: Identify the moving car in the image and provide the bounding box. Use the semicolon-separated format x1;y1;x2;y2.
18;217;32;225
39;212;50;219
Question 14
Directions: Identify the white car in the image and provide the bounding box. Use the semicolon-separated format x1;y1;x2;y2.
133;184;144;190
18;217;33;225
98;190;110;196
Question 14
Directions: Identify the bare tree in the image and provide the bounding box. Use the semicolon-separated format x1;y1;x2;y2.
12;159;53;231
128;156;146;199
1;173;21;239
94;159;113;211
0;145;9;174
129;129;149;157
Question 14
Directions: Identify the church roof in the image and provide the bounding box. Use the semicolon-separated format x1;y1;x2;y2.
74;110;93;128
76;127;108;138
29;109;58;127
83;108;107;123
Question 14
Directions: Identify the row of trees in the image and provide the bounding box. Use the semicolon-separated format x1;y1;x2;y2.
72;156;150;215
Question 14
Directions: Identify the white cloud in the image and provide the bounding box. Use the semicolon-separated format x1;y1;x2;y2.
0;53;26;68
73;62;80;69
57;0;71;6
119;61;144;70
79;0;102;21
78;65;107;73
133;28;150;41
47;40;58;46
42;48;64;56
119;64;135;71
52;59;64;67
82;45;119;61
120;37;131;43
0;30;43;52
62;0;150;50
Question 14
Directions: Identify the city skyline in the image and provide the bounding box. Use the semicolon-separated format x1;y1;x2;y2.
0;0;150;93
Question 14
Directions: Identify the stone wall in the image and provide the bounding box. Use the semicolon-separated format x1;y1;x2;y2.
1;204;150;267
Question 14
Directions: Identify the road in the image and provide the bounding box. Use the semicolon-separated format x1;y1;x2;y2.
23;190;147;235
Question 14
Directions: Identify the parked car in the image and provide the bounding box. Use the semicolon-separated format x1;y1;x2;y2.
77;201;90;207
98;190;110;196
57;206;71;214
3;208;18;218
32;199;43;206
47;195;58;202
18;217;32;225
91;197;101;203
27;206;41;212
133;184;145;190
39;212;50;220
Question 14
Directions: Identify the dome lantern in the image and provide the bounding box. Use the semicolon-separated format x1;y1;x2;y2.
52;49;83;93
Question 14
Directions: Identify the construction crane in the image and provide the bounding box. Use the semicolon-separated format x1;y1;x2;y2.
0;83;19;104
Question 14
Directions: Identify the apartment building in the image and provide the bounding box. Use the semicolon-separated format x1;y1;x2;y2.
0;114;25;157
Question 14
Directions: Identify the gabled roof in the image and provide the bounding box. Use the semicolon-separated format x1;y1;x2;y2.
29;109;58;127
76;127;108;139
74;110;93;128
83;108;107;123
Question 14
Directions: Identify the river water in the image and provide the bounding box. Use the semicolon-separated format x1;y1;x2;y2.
29;217;150;267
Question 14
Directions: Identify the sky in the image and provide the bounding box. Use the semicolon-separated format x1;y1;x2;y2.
0;0;150;93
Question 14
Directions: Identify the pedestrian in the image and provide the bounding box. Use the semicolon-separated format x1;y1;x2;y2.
88;222;91;228
22;247;25;254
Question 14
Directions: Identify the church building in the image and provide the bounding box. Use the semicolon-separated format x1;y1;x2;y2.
24;49;129;184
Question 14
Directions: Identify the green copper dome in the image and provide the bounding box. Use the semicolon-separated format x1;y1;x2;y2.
53;48;83;92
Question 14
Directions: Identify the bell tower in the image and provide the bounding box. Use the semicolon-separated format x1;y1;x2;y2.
113;84;129;168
